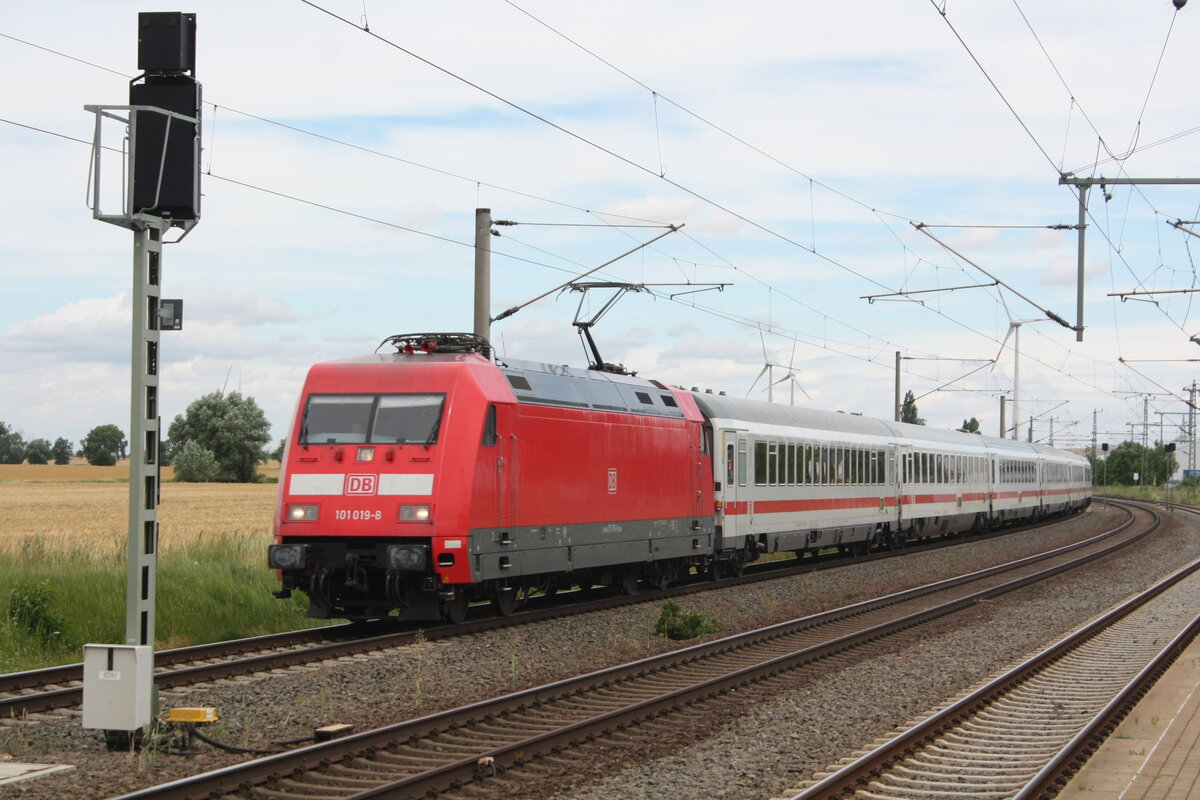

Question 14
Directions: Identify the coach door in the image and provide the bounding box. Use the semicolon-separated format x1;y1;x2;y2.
895;443;911;529
718;431;748;549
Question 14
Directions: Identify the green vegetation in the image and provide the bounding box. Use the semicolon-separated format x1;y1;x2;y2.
0;534;326;672
654;599;719;641
80;424;127;466
1090;441;1177;487
167;391;272;482
172;439;223;482
1096;484;1200;505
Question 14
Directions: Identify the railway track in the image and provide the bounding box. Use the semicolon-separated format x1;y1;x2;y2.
787;518;1200;799
0;510;1084;719
108;500;1157;800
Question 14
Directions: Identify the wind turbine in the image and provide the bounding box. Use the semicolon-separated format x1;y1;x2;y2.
994;291;1046;440
748;334;810;405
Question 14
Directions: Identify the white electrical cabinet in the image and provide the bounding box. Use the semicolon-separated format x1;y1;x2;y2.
81;644;153;732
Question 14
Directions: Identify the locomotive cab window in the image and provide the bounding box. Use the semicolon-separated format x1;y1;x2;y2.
301;393;446;445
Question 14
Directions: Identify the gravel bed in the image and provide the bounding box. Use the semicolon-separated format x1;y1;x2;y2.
3;502;1196;800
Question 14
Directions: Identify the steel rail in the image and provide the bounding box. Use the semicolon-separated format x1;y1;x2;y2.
108;501;1151;800
789;500;1196;800
0;510;1085;718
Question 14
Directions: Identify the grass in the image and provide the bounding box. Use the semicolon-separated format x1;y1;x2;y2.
0;460;326;673
1096;484;1200;505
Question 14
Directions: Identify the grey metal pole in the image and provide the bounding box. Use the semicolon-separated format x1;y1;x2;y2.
1190;382;1197;473
999;396;1006;438
894;351;901;422
1075;185;1087;342
474;208;491;341
1012;324;1021;439
126;218;161;648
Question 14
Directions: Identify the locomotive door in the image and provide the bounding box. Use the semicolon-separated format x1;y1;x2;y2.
494;405;517;534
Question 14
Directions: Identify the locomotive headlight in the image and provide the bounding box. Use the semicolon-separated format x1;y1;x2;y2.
398;505;431;522
387;544;428;571
287;504;319;522
268;544;306;570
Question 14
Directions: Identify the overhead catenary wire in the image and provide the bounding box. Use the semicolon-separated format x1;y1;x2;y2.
3;17;1185;434
1;23;1146;390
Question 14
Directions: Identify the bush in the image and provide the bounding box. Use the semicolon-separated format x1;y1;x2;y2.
173;440;222;482
654;600;719;640
8;581;69;647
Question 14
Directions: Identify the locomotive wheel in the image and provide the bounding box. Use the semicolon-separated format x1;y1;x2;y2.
619;569;641;595
492;585;518;617
441;590;469;625
653;561;678;590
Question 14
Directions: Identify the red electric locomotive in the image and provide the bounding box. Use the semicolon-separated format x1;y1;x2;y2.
269;333;715;622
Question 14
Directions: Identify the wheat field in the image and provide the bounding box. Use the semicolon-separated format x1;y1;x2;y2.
0;461;279;558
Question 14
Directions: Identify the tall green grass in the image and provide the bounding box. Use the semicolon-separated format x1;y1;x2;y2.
1097;484;1200;505
1;533;326;673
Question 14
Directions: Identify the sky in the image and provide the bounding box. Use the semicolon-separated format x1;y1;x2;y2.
2;1;1199;462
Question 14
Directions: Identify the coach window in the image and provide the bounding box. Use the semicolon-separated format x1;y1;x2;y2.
786;443;796;485
768;442;778;485
726;443;735;486
754;441;767;486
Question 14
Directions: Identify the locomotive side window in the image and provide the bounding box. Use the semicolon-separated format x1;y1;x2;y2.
482;405;498;446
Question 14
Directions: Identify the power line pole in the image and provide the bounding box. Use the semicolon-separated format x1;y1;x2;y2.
1059;174;1200;341
1188;382;1198;474
474;208;491;340
894;351;901;422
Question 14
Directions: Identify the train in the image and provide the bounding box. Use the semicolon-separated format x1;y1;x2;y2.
268;332;1093;623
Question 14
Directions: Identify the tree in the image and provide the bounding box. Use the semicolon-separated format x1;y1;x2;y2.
0;421;26;464
24;438;53;465
172;440;222;482
960;417;982;434
51;437;73;465
80;424;127;467
900;391;926;426
1089;440;1177;486
167;391;272;482
270;437;286;462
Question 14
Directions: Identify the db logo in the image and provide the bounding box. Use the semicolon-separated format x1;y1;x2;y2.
345;474;378;496
607;468;618;494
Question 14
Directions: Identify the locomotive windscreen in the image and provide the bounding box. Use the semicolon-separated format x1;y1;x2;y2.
301;393;445;445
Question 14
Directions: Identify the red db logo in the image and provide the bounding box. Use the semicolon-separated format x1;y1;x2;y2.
345;475;378;496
